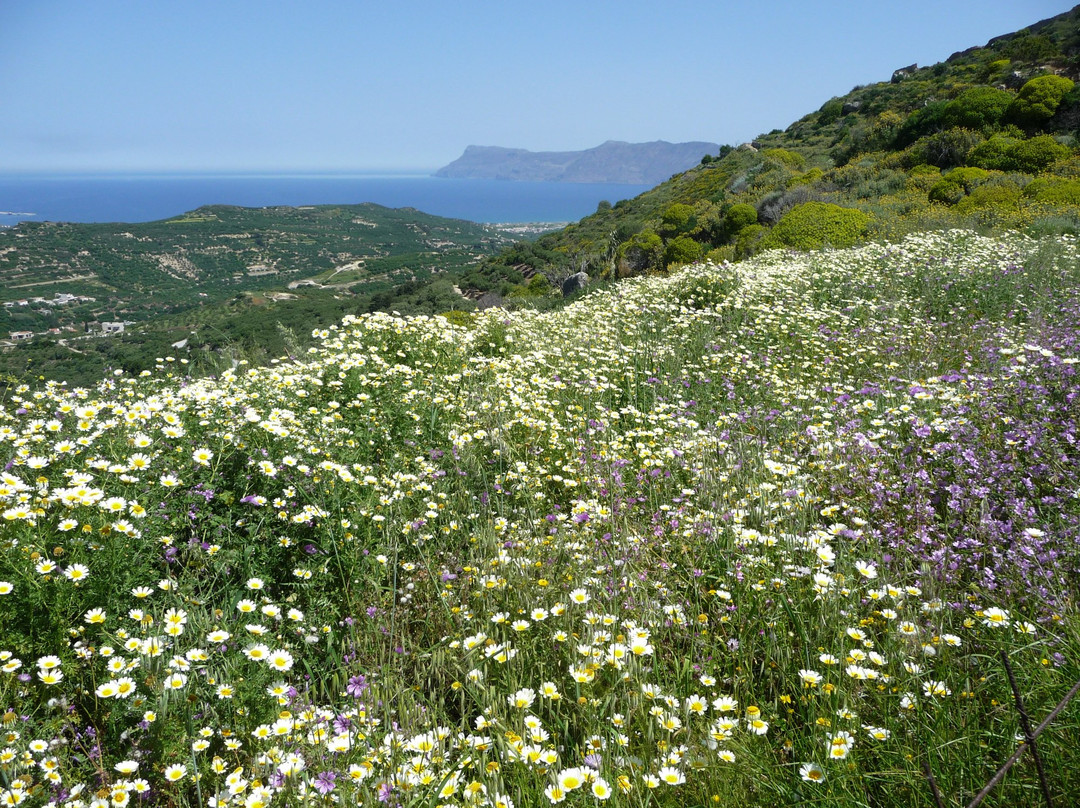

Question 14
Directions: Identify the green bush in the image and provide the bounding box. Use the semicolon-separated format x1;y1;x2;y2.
722;203;759;240
942;86;1014;131
954;181;1023;214
1001;33;1059;63
969;134;1071;173
895;101;950;147
663;235;706;268
817;98;844;126
1007;75;1075;127
734;223;766;258
967;135;1020;171
788;166;824;187
439;310;478;328
616;229;663;277
659;203;697;237
1010;135;1072;173
763;148;807;170
1022;177;1080;204
759;201;872;251
911;127;983;168
929;167;991;205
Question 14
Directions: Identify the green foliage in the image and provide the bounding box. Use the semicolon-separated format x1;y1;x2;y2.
954;179;1023;214
659;203;697;237
760;201;872;251
817;98;844;125
895;101;950;147
966;134;1020;170
969;133;1071;172
789;166;825;188
616;229;663;276
1022;177;1080;204
438;309;478;328
663;234;705;268
1008;74;1075;127
722;203;759;239
1010;134;1073;173
735;223;766;257
910;127;983;168
763;148;807;170
929;167;992;204
942;86;1014;130
1001;32;1060;63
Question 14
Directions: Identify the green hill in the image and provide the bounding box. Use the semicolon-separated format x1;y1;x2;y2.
472;5;1080;286
0;203;513;386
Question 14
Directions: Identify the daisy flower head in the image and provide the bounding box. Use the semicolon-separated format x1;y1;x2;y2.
981;607;1010;628
854;560;877;579
569;588;590;605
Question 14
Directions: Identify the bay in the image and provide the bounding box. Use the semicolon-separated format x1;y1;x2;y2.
0;173;650;227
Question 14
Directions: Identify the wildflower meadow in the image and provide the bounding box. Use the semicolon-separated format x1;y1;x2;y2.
2;229;1079;807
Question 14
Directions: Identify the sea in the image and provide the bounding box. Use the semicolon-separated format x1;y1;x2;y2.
0;172;651;227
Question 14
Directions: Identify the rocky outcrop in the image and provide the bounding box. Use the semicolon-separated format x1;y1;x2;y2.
562;272;589;297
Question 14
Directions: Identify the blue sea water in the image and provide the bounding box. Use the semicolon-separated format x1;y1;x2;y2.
0;173;650;227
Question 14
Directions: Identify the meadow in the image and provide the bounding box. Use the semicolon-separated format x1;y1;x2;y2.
1;229;1079;807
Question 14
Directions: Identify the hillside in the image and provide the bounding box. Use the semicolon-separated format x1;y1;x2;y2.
0;203;513;386
1;230;1078;806
434;140;721;184
469;5;1080;286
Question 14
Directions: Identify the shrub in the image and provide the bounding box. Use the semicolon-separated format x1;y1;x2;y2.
1022;177;1080;204
942;86;1014;131
616;229;663;276
439;310;478;328
1001;33;1059;63
929;167;991;205
788;166;824;187
756;185;818;226
1007;75;1075;127
763;148;806;170
1009;134;1072;173
722;203;758;240
817;98;844;126
734;223;766;258
704;245;736;264
970;134;1071;173
967;134;1020;171
954;181;1023;214
759;201;872;251
663;235;705;268
895;101;950;148
659;203;697;237
911;127;983;168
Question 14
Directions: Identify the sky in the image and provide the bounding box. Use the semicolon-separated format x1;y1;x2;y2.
0;0;1072;174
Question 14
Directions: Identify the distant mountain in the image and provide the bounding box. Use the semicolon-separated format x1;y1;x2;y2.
434;140;721;184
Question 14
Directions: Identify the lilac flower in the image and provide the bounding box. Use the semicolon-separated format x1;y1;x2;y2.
346;675;368;697
313;770;336;794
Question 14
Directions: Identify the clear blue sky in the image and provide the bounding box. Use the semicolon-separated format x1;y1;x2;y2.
0;1;1071;173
